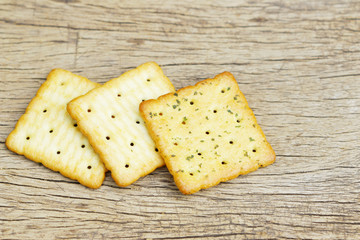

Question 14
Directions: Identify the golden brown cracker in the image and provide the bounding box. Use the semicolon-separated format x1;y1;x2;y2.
140;72;275;194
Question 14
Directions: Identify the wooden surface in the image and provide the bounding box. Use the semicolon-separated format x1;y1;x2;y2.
1;0;360;239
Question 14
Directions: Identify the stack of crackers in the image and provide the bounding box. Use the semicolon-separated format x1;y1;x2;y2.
6;62;275;194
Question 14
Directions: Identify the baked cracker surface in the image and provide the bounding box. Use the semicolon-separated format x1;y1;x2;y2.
67;62;175;187
140;72;275;194
6;69;106;188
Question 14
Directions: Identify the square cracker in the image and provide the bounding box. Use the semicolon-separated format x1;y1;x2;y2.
67;62;175;187
6;69;106;188
140;72;276;194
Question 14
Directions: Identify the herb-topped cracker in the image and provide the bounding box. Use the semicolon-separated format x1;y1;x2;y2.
6;69;106;188
67;62;175;187
140;72;275;194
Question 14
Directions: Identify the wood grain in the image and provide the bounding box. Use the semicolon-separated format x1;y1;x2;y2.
1;0;359;239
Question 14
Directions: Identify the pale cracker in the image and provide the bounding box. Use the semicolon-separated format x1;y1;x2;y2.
67;62;175;187
6;69;106;188
140;72;276;194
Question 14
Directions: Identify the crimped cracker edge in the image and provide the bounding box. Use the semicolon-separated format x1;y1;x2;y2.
140;71;276;194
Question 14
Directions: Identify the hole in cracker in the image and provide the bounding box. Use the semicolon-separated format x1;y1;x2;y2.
155;148;159;152
43;109;47;113
81;145;85;148
111;115;115;118
136;121;140;124
49;130;53;133
229;141;234;144
222;161;227;165
130;142;134;146
174;143;178;146
189;173;193;176
147;79;151;82
106;136;110;140
221;89;225;93
57;151;61;154
73;123;78;127
125;164;129;168
198;153;202;156
159;112;163;116
190;101;194;105
213;110;217;113
182;121;186;125
26;136;30;140
253;149;257;152
87;109;91;112
61;82;65;86
206;131;210;135
87;165;92;169
237;119;241;123
117;94;121;97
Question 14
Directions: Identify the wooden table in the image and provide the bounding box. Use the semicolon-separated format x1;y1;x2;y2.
1;1;359;239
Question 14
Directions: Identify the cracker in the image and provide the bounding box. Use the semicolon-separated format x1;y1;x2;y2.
140;72;275;194
67;62;175;187
6;69;106;188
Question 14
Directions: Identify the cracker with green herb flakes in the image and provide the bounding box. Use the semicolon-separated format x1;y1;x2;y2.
140;72;275;194
67;62;175;187
6;69;106;188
